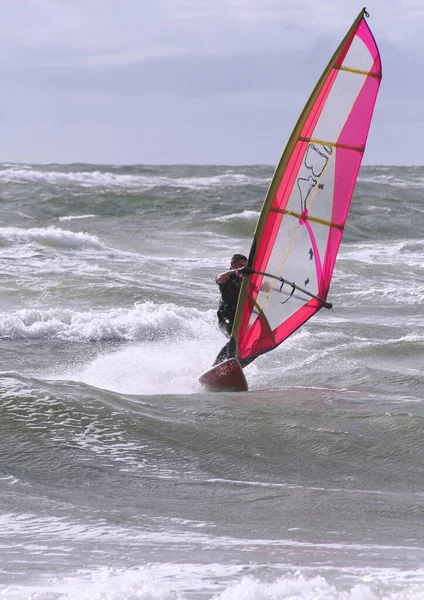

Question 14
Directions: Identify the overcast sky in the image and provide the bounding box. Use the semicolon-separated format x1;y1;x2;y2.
0;0;421;165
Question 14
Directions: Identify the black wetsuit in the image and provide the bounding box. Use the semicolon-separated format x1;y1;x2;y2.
217;273;243;337
214;272;256;367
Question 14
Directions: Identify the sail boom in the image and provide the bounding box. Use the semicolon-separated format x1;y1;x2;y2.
247;268;333;310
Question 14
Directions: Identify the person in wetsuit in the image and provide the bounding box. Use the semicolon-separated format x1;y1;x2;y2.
213;254;272;368
213;253;250;366
216;253;248;337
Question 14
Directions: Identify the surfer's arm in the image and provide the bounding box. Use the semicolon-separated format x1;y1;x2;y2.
215;269;242;284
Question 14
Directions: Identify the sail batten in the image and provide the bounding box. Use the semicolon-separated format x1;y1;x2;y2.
335;64;382;78
271;208;345;231
231;8;382;362
298;137;365;152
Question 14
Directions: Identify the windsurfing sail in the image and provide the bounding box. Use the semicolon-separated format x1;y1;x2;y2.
231;8;382;363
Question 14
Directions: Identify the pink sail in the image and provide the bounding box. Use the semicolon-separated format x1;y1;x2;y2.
232;9;382;361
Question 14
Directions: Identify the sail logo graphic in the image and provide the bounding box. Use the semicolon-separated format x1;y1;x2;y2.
296;143;333;212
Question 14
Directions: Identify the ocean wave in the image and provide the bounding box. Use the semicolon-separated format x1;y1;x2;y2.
0;167;146;189
213;574;424;600
212;210;260;223
358;175;424;189
173;173;267;189
0;165;269;191
339;240;424;268
0;302;213;341
59;214;98;221
0;226;105;250
1;569;423;600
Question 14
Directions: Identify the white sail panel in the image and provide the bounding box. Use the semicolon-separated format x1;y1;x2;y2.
342;35;375;71
313;71;367;143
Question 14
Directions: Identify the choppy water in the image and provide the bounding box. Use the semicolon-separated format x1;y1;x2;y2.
0;163;423;599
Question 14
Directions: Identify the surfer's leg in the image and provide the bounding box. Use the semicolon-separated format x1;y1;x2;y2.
214;316;233;364
218;318;232;338
212;343;229;366
213;333;237;365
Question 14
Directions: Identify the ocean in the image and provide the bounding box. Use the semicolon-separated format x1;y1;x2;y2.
0;163;423;599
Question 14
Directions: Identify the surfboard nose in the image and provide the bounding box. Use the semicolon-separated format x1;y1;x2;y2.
198;358;248;392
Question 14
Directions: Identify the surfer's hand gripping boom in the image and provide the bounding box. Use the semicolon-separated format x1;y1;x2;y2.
238;266;333;310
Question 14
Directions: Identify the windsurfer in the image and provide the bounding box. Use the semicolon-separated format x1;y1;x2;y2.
213;253;255;367
215;253;247;338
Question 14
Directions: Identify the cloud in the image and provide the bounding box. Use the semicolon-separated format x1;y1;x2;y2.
0;0;422;164
1;0;423;70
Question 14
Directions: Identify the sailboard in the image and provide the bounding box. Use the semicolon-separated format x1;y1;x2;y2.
198;358;248;392
200;8;382;392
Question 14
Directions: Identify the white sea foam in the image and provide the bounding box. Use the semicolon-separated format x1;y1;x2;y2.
358;173;424;188
174;173;266;189
59;214;98;221
0;302;213;342
64;337;214;395
0;226;105;249
1;569;423;600
0;166;268;191
213;210;260;223
340;240;424;263
348;282;424;306
0;302;224;395
49;307;220;395
0;167;145;189
2;300;220;394
213;574;424;600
